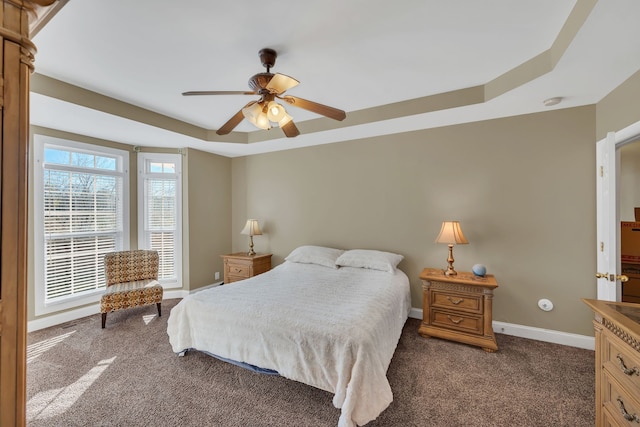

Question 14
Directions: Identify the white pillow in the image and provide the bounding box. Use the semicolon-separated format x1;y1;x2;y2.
335;249;404;273
285;245;344;269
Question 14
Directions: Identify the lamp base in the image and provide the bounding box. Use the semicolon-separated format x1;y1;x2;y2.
247;236;256;256
444;244;457;276
444;267;458;276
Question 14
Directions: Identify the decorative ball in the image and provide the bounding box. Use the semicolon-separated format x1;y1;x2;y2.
472;264;487;277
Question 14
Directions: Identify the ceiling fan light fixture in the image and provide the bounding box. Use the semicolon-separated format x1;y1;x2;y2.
255;112;271;130
242;103;270;129
242;103;261;123
267;101;287;122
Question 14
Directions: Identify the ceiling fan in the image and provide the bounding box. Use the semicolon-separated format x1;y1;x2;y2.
182;48;346;138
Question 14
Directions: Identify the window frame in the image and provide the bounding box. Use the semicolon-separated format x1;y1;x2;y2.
33;135;130;316
137;152;182;289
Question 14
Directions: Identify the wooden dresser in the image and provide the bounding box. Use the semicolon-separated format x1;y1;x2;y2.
584;299;640;426
418;268;498;352
221;252;272;284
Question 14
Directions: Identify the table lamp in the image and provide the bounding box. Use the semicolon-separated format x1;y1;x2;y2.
240;219;262;256
435;221;468;276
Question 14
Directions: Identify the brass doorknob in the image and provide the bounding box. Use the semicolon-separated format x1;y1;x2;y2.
596;272;629;282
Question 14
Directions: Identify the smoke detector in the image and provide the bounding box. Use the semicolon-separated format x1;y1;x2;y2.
543;97;562;107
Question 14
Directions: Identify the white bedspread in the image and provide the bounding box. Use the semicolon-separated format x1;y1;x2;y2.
167;261;411;427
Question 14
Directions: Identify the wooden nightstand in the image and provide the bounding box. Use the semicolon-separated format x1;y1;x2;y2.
418;267;499;352
221;253;272;284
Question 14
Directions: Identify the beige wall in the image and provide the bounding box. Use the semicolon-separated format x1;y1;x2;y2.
185;148;232;290
597;68;640;141
27;128;231;321
232;106;597;336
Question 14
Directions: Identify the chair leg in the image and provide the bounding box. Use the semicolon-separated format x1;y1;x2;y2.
157;302;162;317
102;312;107;329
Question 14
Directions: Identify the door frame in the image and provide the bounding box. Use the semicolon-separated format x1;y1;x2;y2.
597;121;640;300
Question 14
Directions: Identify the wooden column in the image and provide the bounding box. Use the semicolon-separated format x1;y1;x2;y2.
0;1;55;426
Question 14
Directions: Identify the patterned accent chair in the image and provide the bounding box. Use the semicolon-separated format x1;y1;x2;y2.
100;250;163;328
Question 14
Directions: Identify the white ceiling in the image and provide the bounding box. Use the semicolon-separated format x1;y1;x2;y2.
30;0;640;157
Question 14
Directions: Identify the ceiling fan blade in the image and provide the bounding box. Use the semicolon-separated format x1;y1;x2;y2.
216;101;257;135
280;119;300;138
280;96;346;121
182;91;255;96
266;73;299;94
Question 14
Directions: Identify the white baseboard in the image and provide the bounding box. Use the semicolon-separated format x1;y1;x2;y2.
190;281;223;293
163;289;189;299
408;307;424;320
27;282;223;332
408;308;595;351
28;303;101;332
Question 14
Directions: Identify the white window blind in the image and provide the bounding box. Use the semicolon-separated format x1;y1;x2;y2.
34;136;129;315
138;153;182;287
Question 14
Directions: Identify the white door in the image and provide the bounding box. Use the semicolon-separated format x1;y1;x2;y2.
596;122;640;300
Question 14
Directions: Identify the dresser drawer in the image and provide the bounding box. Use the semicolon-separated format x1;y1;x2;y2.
431;309;483;335
431;290;482;314
604;333;640;393
602;370;640;426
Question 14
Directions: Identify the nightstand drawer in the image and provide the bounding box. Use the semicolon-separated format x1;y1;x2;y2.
226;264;250;277
431;309;483;335
431;290;482;314
226;275;246;284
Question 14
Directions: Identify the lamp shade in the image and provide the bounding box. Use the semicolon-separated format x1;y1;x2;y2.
242;103;271;130
240;219;262;236
242;103;261;123
266;101;287;122
435;221;468;245
254;112;271;130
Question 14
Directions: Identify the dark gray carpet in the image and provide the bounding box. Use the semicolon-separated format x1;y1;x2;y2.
26;299;594;426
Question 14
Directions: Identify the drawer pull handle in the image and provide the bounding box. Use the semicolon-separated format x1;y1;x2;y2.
617;354;640;376
447;315;463;324
617;397;640;423
446;296;464;305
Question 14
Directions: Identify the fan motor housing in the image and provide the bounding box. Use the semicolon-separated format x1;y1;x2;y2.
248;73;274;93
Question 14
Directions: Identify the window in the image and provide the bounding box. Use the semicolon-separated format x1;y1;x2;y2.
34;135;129;315
138;153;182;288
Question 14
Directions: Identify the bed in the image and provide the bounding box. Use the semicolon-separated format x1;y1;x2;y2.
167;246;411;427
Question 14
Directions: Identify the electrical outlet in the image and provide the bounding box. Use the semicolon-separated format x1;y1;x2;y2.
215;272;220;280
